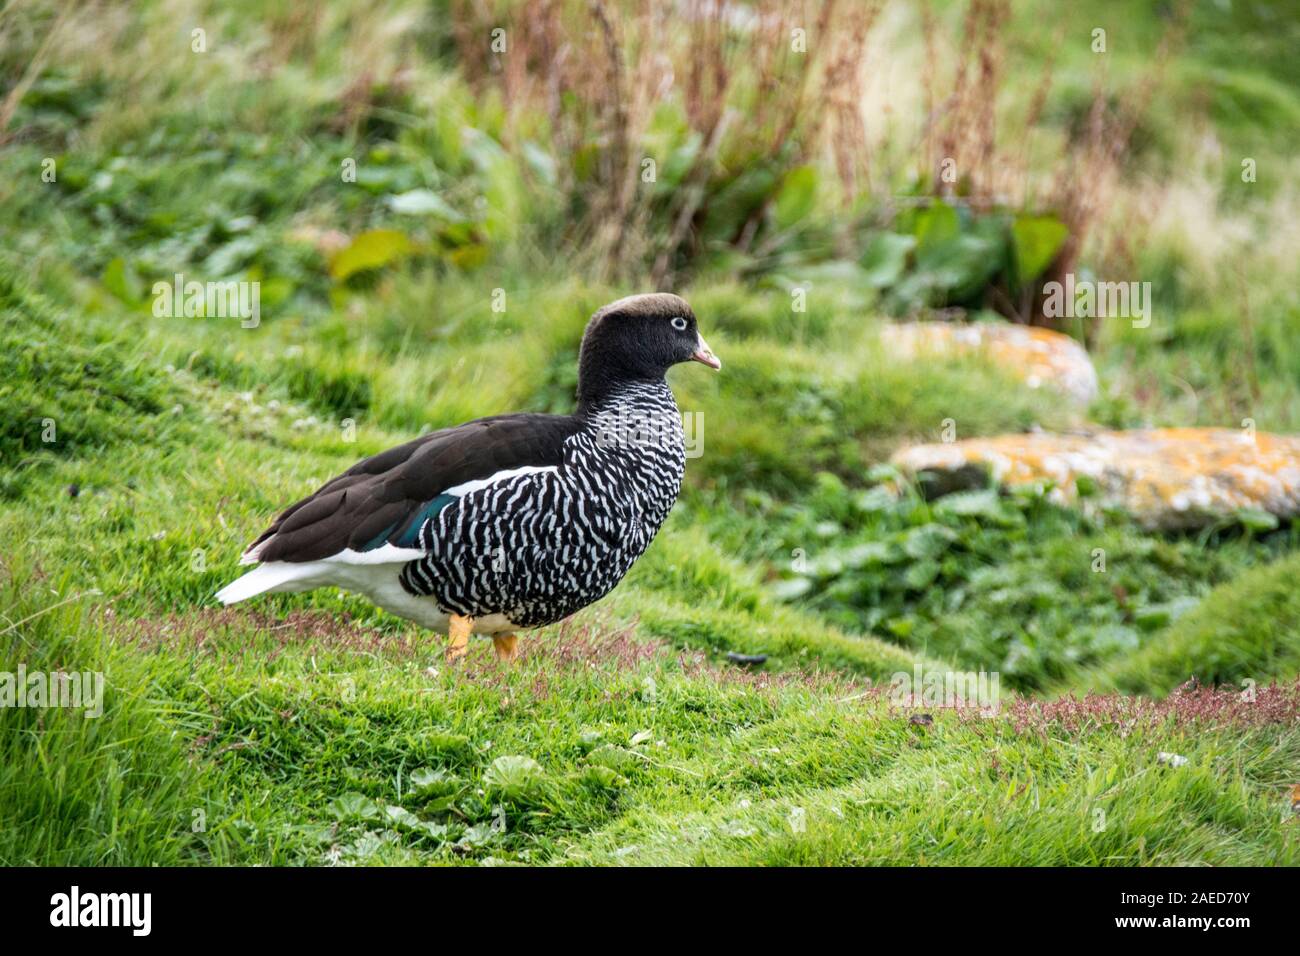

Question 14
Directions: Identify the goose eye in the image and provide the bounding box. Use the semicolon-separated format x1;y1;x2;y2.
670;316;688;331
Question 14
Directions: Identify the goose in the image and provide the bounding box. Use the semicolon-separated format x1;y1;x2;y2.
215;293;720;662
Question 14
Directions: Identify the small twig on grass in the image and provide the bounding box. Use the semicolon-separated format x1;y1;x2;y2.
211;740;256;758
623;747;705;779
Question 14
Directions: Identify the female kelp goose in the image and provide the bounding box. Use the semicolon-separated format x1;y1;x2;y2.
216;293;720;663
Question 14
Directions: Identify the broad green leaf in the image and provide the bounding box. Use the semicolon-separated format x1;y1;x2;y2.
914;233;1003;301
408;767;462;798
840;541;896;568
327;792;381;822
329;229;413;281
855;485;900;513
657;136;702;192
586;745;640;771
386;189;464;220
521;141;557;187
773;165;817;230
1235;507;1279;532
424;731;472;755
902;524;959;560
1010;214;1069;287
483;755;547;800
860;232;915;287
933;489;1005;520
256;276;295;310
383;805;424;830
580;766;627;791
903;559;942;590
702;166;780;243
101;257;143;305
204;236;262;277
354;164;419;194
912;201;960;254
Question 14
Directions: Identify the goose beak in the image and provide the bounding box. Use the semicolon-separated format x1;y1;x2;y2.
692;334;721;370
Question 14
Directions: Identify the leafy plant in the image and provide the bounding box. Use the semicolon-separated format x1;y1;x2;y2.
757;474;1293;690
483;756;549;802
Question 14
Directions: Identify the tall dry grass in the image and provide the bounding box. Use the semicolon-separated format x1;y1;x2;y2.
915;0;1189;333
449;0;882;283
447;0;1185;316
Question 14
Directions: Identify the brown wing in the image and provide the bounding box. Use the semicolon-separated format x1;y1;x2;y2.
246;413;581;563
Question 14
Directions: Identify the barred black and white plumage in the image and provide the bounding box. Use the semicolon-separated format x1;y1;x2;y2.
399;380;686;628
215;293;720;661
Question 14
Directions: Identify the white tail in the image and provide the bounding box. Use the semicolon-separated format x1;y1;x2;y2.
214;545;426;605
214;562;321;605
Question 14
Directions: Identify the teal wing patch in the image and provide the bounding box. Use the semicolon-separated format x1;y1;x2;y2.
361;494;457;551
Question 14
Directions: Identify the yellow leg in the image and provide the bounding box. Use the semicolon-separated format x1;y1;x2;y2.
492;633;518;662
446;614;472;662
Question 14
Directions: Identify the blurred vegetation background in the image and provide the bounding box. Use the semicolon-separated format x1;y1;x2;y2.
1;0;1298;865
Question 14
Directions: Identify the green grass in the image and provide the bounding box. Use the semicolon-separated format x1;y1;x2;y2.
564;717;1299;866
4;560;1295;866
2;0;1299;866
1092;552;1300;696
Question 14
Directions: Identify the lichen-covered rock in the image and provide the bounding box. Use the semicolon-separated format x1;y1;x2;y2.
891;428;1300;530
880;321;1099;405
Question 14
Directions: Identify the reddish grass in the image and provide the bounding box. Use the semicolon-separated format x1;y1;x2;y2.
451;614;865;698
103;605;861;697
103;606;419;661
1000;678;1300;734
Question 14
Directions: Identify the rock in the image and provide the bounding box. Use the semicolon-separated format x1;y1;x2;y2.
880;321;1098;405
891;428;1300;530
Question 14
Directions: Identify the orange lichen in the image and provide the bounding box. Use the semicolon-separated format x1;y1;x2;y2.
892;428;1300;529
880;321;1099;404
